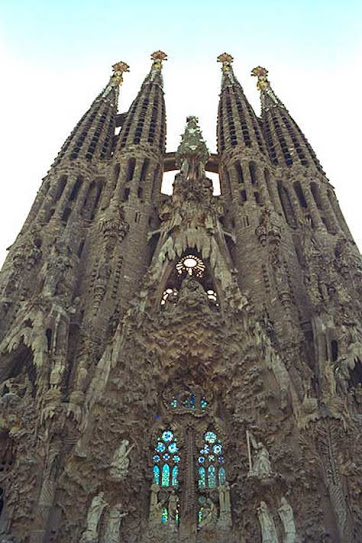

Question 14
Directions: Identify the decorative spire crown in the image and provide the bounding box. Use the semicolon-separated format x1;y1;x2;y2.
251;66;284;109
111;61;130;86
251;66;270;91
151;50;168;71
217;53;236;87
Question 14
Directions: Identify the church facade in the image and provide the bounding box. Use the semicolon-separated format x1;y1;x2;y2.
0;51;361;543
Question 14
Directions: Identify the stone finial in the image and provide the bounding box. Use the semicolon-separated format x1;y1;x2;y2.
217;52;234;72
151;50;168;70
111;61;130;86
175;116;209;180
251;66;270;91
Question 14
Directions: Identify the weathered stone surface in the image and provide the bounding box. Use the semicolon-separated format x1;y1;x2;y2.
0;53;361;543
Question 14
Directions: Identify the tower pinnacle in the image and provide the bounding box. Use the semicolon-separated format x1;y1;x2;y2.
176;116;209;181
101;60;130;99
251;66;284;110
217;52;236;87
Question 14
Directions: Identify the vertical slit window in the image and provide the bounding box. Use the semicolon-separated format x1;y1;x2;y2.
54;176;67;202
294;182;308;209
278;182;296;227
126;158;136;182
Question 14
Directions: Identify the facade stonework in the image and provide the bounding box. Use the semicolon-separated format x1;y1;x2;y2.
0;52;361;543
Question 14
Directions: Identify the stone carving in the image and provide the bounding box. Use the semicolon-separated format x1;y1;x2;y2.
257;501;279;543
104;504;127;543
218;482;232;529
177;276;209;312
109;439;134;481
199;498;217;529
247;431;272;479
41;241;72;299
278;497;296;543
149;483;164;524
175;116;209;182
80;492;108;543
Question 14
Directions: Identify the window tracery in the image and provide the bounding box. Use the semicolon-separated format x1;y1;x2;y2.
198;430;226;489
176;255;205;277
162;387;212;416
153;430;180;488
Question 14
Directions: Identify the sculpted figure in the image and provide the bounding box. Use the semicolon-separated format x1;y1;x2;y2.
199;498;217;528
149;483;162;522
252;441;272;479
278;497;296;543
81;492;108;543
109;439;134;481
218;482;232;528
104;504;127;543
41;241;71;298
168;489;179;521
257;501;279;543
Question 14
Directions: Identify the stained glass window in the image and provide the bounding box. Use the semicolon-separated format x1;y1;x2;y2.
172;466;178;487
198;429;226;488
198;467;206;488
153;465;160;484
169;391;209;412
153;429;180;488
161;508;168;524
162;464;170;487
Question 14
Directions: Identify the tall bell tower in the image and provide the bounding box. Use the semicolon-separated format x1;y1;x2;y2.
0;52;361;543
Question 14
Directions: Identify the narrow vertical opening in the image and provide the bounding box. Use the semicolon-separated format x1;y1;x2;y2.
122;187;130;202
331;340;338;362
54;176;67;202
249;162;257;186
294;181;308;209
46;329;52;352
310;182;323;210
77;240;85;258
69;176;83;202
126;158;136;182
234;162;244;184
278;182;296;227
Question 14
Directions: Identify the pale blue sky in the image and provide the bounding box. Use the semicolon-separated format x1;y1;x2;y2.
0;0;361;264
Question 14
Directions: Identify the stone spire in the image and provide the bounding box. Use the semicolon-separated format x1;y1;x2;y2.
216;53;267;157
53;61;129;166
175;116;209;181
251;65;323;172
116;51;167;153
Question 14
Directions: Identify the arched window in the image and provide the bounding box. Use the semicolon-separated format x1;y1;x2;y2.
153;429;180;488
198;430;226;489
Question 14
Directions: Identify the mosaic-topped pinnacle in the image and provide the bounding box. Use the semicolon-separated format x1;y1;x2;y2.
251;66;270;92
217;53;234;72
151;50;168;70
111;61;130;86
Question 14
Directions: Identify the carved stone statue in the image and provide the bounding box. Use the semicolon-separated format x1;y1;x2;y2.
168;489;179;522
104;503;127;543
248;433;273;479
149;483;165;524
199;498;217;529
80;492;108;543
109;439;134;481
218;482;232;529
278;497;296;543
257;501;279;543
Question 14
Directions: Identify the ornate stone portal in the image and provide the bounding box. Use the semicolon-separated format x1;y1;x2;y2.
0;52;361;543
